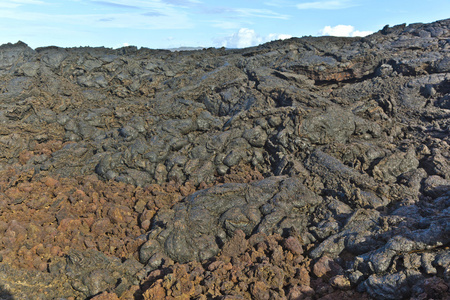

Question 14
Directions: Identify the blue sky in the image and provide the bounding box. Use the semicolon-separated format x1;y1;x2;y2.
1;0;449;49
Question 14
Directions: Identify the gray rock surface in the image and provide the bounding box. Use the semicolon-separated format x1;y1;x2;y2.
0;18;449;299
140;176;320;264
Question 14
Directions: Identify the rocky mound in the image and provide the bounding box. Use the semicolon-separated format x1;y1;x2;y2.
0;19;449;300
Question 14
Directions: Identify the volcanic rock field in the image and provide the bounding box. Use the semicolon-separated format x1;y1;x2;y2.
0;19;449;300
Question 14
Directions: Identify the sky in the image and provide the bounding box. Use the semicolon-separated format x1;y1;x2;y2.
0;0;449;50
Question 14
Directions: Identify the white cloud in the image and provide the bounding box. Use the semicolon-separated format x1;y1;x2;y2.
319;24;353;36
318;25;372;37
235;8;290;19
264;0;291;7
88;0;197;11
296;0;355;10
162;0;201;6
220;28;262;48
0;8;193;30
0;0;45;8
12;0;45;4
113;42;130;49
267;33;292;40
217;28;292;48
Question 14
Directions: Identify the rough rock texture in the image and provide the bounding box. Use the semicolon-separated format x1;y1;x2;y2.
0;19;450;299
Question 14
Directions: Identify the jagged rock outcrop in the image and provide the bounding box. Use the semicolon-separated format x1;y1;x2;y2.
0;19;449;300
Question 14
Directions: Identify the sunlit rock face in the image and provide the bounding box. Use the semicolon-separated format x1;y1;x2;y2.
0;19;449;300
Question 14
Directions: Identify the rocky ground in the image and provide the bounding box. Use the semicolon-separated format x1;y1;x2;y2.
0;18;449;300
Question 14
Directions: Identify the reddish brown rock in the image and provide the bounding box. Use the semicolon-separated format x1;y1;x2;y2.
18;150;34;165
220;229;248;258
42;176;59;187
250;281;270;300
296;266;311;287
90;291;120;300
142;280;166;300
2;21;449;299
287;285;315;300
313;256;343;279
4;187;24;203
119;285;141;300
283;236;304;256
107;206;125;224
90;218;113;235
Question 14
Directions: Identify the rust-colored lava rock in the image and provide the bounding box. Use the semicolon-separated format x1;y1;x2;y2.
0;19;450;299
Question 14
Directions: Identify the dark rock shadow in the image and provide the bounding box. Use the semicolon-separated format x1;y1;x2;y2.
0;283;14;300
